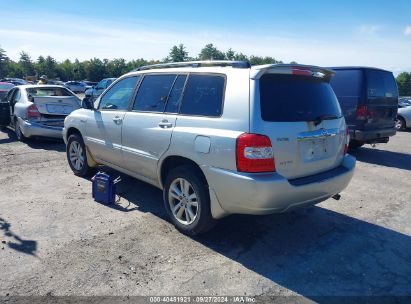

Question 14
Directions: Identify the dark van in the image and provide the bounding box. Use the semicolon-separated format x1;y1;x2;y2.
329;67;398;148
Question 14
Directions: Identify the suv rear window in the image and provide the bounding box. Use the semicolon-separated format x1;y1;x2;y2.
367;70;398;99
259;74;342;122
180;74;225;117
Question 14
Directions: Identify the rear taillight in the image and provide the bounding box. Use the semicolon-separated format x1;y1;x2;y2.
27;104;40;119
356;105;368;120
236;133;275;173
343;127;350;154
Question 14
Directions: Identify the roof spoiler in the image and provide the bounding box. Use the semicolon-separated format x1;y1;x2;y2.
251;64;335;81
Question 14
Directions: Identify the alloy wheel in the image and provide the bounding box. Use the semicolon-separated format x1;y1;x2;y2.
168;178;198;225
69;141;85;171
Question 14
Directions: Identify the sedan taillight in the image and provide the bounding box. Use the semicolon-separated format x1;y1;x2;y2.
27;104;40;119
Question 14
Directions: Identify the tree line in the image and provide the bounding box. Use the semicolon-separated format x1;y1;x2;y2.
0;43;284;82
1;43;410;96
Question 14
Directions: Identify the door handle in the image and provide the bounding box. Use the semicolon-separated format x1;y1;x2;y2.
112;116;123;124
158;119;173;129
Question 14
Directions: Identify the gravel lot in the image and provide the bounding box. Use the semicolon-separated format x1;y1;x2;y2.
0;128;410;300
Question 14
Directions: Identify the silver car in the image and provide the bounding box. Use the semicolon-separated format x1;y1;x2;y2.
65;81;87;93
396;103;411;130
63;61;356;235
0;85;81;141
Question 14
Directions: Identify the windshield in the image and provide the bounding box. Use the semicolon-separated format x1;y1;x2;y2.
26;87;74;97
259;74;342;122
0;83;14;90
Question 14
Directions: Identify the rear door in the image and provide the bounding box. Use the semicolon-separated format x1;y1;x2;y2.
0;89;13;127
121;74;185;180
253;70;347;180
365;69;398;130
330;69;364;128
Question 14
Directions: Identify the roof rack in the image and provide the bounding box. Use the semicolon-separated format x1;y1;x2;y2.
133;60;251;71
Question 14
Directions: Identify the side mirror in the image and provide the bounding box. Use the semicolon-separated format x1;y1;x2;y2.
82;98;95;110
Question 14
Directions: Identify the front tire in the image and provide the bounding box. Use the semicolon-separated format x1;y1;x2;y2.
66;133;92;176
163;165;216;235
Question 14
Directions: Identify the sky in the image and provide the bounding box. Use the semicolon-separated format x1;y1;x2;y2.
0;0;410;74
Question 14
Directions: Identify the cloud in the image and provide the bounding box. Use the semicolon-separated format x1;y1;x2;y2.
405;26;411;36
359;25;379;36
0;13;410;74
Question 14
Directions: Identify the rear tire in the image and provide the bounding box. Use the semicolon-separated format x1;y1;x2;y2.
14;118;27;142
395;117;406;131
163;165;216;235
66;133;92;176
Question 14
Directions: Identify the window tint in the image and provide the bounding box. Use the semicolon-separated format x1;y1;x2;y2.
99;77;139;110
180;75;225;117
133;74;176;112
330;70;362;97
367;70;398;99
26;87;73;97
165;75;187;113
106;79;114;88
13;89;21;104
260;74;342;122
97;80;106;88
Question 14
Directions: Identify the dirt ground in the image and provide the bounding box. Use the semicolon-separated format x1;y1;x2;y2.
0;128;410;300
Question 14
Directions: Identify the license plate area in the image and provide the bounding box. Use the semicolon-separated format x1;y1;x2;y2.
300;138;328;161
46;104;73;114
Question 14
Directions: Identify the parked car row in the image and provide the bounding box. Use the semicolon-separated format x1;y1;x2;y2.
397;97;411;131
0;61;403;235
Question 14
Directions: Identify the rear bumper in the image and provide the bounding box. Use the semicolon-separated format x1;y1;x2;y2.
203;155;356;216
18;118;63;139
350;127;396;143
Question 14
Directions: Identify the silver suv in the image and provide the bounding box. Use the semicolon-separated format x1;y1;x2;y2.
63;61;356;235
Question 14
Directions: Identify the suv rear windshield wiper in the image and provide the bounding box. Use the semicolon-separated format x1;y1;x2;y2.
312;114;339;126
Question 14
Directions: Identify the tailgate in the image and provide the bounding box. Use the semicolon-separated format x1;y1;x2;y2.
252;66;347;180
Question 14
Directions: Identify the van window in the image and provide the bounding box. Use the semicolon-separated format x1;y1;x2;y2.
260;74;342;122
330;70;362;97
367;70;398;99
180;75;225;117
133;74;176;112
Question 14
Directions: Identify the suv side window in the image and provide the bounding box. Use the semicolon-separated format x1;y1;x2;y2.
180;74;225;117
165;75;187;113
98;76;140;110
133;74;176;112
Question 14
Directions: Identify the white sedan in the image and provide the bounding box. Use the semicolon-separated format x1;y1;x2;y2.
0;85;81;141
